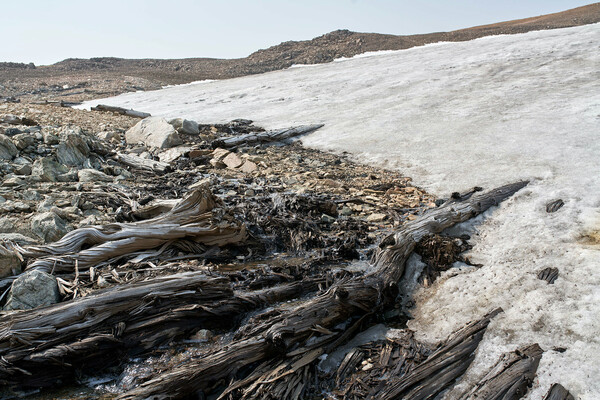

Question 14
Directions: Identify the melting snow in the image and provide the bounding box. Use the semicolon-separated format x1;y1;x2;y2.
81;23;600;399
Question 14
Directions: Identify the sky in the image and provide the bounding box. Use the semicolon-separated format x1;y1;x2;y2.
1;0;595;65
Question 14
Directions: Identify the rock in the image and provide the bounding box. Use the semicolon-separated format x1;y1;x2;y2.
56;133;90;166
13;163;32;176
189;149;212;159
239;160;258;173
0;134;18;160
340;206;353;216
125;117;182;149
321;214;336;224
32;157;68;182
244;189;255;196
31;211;69;242
43;131;60;145
158;146;192;163
223;152;244;169
56;171;79;182
78;168;114;183
169;118;200;135
0;245;21;278
96;131;120;142
2;176;24;187
0;233;37;245
4;270;61;311
190;329;213;342
0;201;31;213
366;213;387;223
11;133;36;150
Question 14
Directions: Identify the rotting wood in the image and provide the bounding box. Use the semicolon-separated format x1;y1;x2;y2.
459;343;544;400
116;182;527;400
91;104;151;118
543;383;575;400
371;308;502;399
538;267;559;284
116;152;171;173
211;124;324;149
5;184;245;278
0;272;322;388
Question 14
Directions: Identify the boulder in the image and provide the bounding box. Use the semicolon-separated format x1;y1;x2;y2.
0;134;18;160
169;118;200;135
31;211;69;242
125;117;182;149
78;168;114;183
56;133;90;166
0;245;21;278
4;270;61;311
32;157;68;182
96;131;120;142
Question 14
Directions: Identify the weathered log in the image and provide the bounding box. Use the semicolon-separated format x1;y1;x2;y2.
372;181;528;287
117;182;527;399
212;124;324;149
10;184;246;276
0;271;322;388
116;152;171;173
543;383;575;400
372;308;502;399
91;104;151;118
460;343;544;400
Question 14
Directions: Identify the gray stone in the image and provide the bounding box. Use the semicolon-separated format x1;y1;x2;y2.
43;132;60;145
321;214;336;224
169;118;200;135
340;206;353;216
190;329;213;342
2;176;24;187
0;245;21;278
11;133;36;150
13;163;32;176
158;146;192;163
0;233;37;245
31;212;69;242
4;269;61;310
56;171;79;182
125;117;182;149
31;157;68;182
56;134;90;166
96;131;120;142
0;134;18;160
78;168;114;183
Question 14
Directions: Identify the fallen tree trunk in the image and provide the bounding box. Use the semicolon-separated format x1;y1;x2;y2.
116;182;528;399
116;152;171;173
12;184;246;275
91;104;151;118
212;124;324;149
0;272;323;388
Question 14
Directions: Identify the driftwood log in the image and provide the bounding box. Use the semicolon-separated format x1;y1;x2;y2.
212;124;324;149
91;104;151;118
15;184;245;275
373;309;502;399
116;153;171;173
0;272;323;388
117;181;528;399
460;343;543;400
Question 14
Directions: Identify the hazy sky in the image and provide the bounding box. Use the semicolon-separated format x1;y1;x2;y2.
2;0;594;65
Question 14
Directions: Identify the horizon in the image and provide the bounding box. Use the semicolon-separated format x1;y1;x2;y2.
2;0;596;66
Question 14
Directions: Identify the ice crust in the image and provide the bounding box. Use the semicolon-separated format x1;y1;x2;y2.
81;24;600;399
